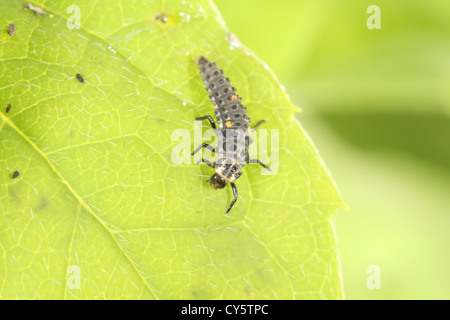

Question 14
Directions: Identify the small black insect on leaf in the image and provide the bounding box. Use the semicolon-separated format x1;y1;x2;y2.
155;13;168;23
6;104;12;113
8;23;16;36
76;73;84;83
12;171;19;179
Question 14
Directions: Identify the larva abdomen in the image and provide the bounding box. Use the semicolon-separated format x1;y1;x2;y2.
196;56;250;130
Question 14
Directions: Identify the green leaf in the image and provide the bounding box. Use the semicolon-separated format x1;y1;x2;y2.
0;0;345;299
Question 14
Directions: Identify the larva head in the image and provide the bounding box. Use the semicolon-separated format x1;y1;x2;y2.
196;55;209;68
207;173;227;189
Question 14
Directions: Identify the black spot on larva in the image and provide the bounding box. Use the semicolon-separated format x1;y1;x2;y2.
231;105;237;110
76;73;84;83
235;122;241;127
206;75;210;80
219;79;224;84
210;83;215;88
12;171;19;179
6;104;12;113
234;114;240;119
227;96;231;101
214;71;219;76
221;107;226;112
214;92;219;97
208;63;212;67
8;23;16;36
224;88;229;93
224;114;229;120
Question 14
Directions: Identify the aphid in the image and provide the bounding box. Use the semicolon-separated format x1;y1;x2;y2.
12;171;19;179
6;104;12;113
192;56;271;214
24;3;46;15
76;73;84;83
7;23;16;36
155;13;168;23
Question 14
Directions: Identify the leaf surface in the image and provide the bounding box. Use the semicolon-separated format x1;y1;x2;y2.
0;0;345;299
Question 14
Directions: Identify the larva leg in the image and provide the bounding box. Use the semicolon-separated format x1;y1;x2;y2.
249;159;272;171
226;182;239;214
250;120;265;132
195;158;214;168
195;115;217;129
191;143;216;156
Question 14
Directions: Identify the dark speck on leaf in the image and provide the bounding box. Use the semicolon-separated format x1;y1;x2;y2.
6;104;12;113
155;13;168;23
76;73;84;83
24;3;46;15
12;171;19;179
8;23;16;36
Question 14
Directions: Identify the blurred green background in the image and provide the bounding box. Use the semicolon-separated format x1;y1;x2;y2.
215;0;450;299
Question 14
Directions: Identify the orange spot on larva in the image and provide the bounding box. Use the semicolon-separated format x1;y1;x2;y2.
225;121;233;128
231;95;238;101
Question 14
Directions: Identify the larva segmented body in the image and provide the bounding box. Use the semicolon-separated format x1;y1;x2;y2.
192;56;271;214
197;56;250;131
